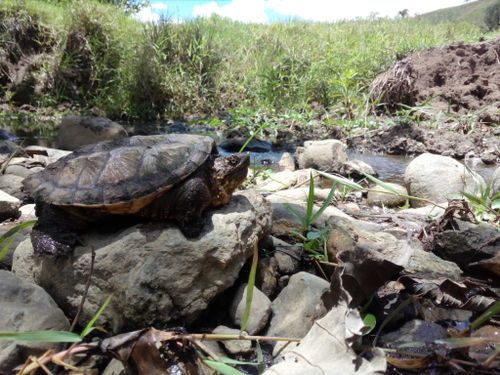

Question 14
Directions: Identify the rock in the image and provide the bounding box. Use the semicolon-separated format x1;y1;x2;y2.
24;145;72;165
491;167;500;194
433;221;499;269
296;139;347;173
57;116;128;150
0;190;20;221
367;182;408;208
404;153;484;208
266;272;329;339
326;216;462;284
337;202;361;216
272;237;301;275
230;284;271;335
380;320;447;356
254;169;316;192
400;203;447;218
18;204;36;221
212;326;253;355
102;359;127;375
257;257;279;298
0;271;69;373
341;159;376;179
13;191;271;331
4;164;39;178
277;152;295;172
0;174;24;199
266;188;352;236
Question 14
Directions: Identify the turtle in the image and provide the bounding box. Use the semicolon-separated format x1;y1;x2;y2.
22;134;250;256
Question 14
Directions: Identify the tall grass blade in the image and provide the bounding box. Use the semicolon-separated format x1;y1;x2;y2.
0;220;37;262
310;185;336;224
80;295;112;338
204;360;245;375
305;172;316;228
361;172;402;196
240;245;258;333
0;330;81;343
318;171;363;190
283;203;308;228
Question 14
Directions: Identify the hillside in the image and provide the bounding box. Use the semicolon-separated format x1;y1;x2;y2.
418;0;499;28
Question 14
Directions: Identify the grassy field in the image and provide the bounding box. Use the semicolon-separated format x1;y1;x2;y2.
0;0;498;126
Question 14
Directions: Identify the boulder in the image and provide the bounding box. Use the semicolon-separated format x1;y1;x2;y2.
277;152;296;172
367;182;408;208
0;174;24;199
0;271;69;373
13;191;271;331
230;284;271;335
341;159;376;179
404;153;484;208
57;116;128;150
266;272;329;339
296;139;347;172
0;190;21;221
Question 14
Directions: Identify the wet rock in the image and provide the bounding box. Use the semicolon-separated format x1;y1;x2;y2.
296;139;347;173
380;320;448;356
230;284;271;335
57;116;128;150
212;326;252;355
0;174;25;199
0;190;20;221
266;272;329;339
404;153;484;208
13;191;271;331
277;152;295;172
367;182;408;208
0;271;69;374
433;221;499;269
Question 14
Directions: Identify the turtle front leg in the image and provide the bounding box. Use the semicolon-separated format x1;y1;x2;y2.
31;203;82;256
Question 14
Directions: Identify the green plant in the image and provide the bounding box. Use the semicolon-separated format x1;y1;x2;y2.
0;220;37;262
285;172;336;260
484;1;500;31
462;177;500;224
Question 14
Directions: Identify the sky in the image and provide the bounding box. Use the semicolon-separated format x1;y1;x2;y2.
135;0;475;23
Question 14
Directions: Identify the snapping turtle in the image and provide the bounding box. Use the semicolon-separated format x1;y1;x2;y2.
23;134;249;256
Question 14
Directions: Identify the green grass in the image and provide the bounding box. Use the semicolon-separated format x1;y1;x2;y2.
0;0;498;123
418;0;499;29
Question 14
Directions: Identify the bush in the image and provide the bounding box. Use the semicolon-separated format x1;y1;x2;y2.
484;1;500;31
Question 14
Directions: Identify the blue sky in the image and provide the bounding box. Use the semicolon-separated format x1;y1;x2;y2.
135;0;475;23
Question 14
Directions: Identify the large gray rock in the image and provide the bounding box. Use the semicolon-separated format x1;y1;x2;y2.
230;284;271;335
491;167;500;194
13;191;271;331
266;272;329;339
404;153;484;208
296;139;347;172
57;116;128;150
0;174;24;199
0;190;20;221
0;271;69;373
367;182;408;208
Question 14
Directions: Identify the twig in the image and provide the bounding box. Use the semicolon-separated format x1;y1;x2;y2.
70;246;96;332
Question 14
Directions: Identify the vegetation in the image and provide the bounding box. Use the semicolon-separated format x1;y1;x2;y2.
1;0;496;124
418;0;499;29
485;1;500;30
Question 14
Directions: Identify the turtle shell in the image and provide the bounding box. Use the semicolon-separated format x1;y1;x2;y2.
23;134;217;214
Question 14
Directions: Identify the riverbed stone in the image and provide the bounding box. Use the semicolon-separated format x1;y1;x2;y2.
341;159;376;179
491;167;500;194
266;272;329;339
296;139;347;173
57;115;128;150
404;153;484;208
277;152;296;172
0;174;24;199
230;284;271;335
13;191;271;331
0;271;69;374
212;326;253;355
367;182;408;208
0;190;20;221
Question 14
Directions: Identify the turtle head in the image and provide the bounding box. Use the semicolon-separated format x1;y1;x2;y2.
212;153;250;206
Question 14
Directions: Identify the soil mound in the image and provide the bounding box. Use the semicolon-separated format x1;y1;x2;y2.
371;38;500;124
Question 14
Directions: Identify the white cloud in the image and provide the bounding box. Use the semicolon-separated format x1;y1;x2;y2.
193;0;269;23
133;7;160;22
151;2;168;10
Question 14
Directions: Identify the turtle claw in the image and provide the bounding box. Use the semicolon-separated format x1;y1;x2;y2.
31;226;79;257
